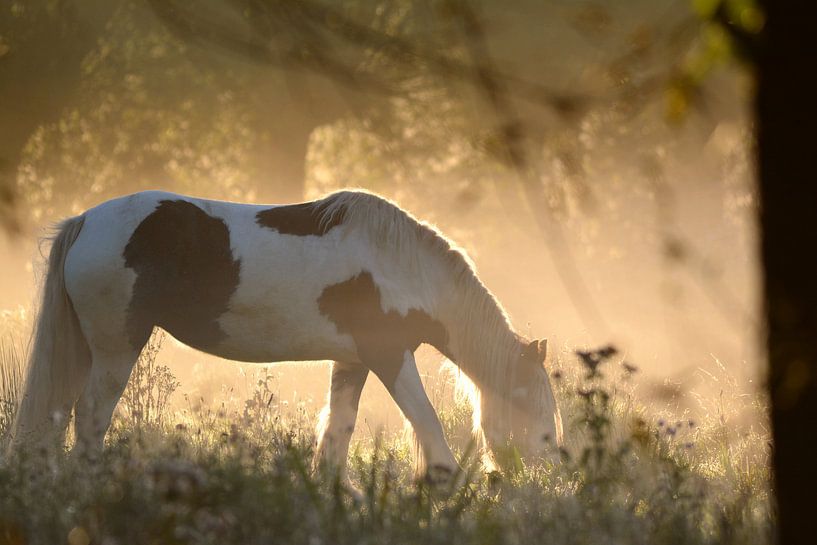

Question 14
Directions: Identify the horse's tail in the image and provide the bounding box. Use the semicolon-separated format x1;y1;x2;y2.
10;215;91;451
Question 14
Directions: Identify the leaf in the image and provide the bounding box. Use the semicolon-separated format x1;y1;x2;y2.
692;0;722;18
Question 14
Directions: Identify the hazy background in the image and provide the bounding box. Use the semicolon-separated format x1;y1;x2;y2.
0;0;761;433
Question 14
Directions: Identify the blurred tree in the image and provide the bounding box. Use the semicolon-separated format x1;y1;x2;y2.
14;0;390;220
149;0;694;187
0;0;125;230
17;2;268;220
147;0;737;215
4;0;742;229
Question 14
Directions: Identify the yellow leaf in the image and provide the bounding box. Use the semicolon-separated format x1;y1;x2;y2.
692;0;720;17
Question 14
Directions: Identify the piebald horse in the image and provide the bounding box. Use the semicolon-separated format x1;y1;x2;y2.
11;190;562;481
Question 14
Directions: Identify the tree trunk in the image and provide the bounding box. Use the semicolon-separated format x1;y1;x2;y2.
249;119;314;204
757;2;817;544
245;69;362;203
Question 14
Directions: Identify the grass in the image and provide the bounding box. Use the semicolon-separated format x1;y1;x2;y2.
0;338;24;442
0;331;773;545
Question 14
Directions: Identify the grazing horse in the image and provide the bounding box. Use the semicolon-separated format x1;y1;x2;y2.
10;189;562;480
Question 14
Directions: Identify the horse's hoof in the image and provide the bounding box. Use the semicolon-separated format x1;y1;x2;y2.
423;463;464;489
342;480;364;502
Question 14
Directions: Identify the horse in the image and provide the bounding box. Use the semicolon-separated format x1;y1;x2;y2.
10;189;562;482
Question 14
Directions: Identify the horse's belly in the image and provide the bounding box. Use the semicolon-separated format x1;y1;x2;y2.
211;234;366;364
209;301;358;364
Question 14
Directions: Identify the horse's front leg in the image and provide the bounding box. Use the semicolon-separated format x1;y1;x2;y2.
385;350;459;482
313;361;369;481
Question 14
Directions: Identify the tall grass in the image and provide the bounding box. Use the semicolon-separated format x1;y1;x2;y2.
0;334;773;545
117;330;180;429
0;338;24;442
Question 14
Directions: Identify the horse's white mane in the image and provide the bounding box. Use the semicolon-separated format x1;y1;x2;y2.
317;190;527;450
316;188;517;341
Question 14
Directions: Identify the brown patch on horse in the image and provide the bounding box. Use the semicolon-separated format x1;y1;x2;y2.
123;200;241;351
318;271;448;387
255;199;346;236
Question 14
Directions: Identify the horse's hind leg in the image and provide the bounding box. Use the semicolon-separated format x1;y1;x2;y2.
313;361;369;476
72;345;140;457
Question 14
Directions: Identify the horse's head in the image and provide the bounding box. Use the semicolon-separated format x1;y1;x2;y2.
479;338;563;465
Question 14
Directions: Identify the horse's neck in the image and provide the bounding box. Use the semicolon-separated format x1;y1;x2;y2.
437;279;521;389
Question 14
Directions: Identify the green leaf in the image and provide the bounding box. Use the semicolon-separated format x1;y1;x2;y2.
692;0;721;18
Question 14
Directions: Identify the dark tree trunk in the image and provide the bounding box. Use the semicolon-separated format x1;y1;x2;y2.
757;2;817;544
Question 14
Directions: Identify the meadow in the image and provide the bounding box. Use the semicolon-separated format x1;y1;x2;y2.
0;324;773;545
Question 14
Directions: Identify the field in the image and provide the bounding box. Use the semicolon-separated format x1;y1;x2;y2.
0;327;773;545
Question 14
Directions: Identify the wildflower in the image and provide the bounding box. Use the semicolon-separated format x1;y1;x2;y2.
598;345;618;359
576;345;618;375
576;350;601;373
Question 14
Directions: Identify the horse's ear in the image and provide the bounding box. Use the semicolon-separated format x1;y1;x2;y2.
523;339;547;365
537;339;548;364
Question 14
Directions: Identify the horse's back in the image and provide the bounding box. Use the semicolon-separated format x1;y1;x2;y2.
63;191;370;362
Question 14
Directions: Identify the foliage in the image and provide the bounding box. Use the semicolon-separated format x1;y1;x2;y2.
16;0;263;222
117;329;180;430
0;338;24;440
7;1;753;227
0;341;772;545
667;0;763;123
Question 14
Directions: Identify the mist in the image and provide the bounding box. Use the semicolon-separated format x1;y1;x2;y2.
4;2;797;543
1;108;761;430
